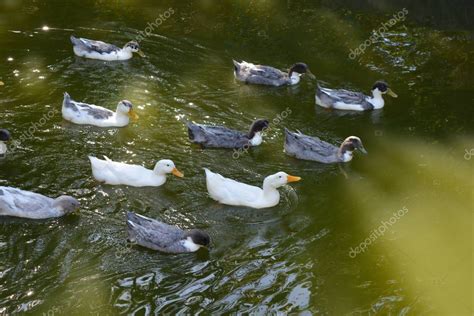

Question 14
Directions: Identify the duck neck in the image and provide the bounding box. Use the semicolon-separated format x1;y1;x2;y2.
115;110;130;124
249;132;263;146
262;179;280;201
182;237;200;252
337;144;354;162
0;141;6;155
153;166;168;177
289;72;301;85
369;89;385;109
119;48;133;59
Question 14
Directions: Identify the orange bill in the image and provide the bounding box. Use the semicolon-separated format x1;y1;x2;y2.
287;175;301;183
128;109;139;121
172;167;184;178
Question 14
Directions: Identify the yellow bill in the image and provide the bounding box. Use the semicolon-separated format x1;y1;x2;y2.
128;109;139;121
287;175;301;183
136;50;145;57
387;88;398;98
172;167;184;178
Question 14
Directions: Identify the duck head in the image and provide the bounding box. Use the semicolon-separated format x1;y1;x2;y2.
117;100;139;121
288;63;316;83
339;136;367;162
0;129;11;142
53;196;80;215
264;171;301;189
371;80;397;98
153;159;184;178
124;41;145;57
185;229;211;249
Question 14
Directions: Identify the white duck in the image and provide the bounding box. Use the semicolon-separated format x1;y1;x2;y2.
62;92;138;127
204;168;301;209
89;156;183;187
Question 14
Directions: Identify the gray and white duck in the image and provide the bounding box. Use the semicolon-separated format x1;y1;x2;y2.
187;119;269;149
284;129;367;163
126;212;210;254
70;36;145;61
233;60;315;86
316;80;397;111
0;187;80;219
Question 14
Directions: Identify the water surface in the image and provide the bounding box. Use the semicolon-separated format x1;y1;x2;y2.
0;0;472;314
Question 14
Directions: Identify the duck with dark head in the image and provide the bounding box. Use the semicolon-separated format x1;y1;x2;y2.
284;129;367;163
233;60;315;86
187;119;269;149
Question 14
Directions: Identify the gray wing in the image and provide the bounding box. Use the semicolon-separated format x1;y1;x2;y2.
75;103;114;120
187;123;250;148
0;187;52;216
63;93;114;120
318;86;373;110
126;212;186;252
284;129;340;163
71;36;120;54
249;65;286;80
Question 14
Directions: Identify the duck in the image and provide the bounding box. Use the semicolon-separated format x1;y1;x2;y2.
284;129;367;163
204;168;301;209
233;60;315;86
62;92;138;127
0;129;11;157
126;212;210;254
70;36;145;61
89;156;183;187
0;186;80;219
316;80;397;111
187;119;269;149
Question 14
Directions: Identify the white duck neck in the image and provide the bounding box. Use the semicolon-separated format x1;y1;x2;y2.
250;132;263;146
369;89;385;109
0;142;7;155
118;48;133;60
262;179;281;204
289;72;301;85
182;237;200;252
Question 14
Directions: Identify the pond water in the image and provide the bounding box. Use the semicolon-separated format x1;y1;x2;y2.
0;0;472;314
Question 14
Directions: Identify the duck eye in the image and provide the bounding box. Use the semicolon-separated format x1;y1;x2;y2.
167;164;170;167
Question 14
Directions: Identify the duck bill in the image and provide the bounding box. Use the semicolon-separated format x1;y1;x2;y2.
387;88;398;98
306;70;316;80
172;168;184;178
359;146;368;154
136;50;145;57
287;175;301;183
128;109;139;121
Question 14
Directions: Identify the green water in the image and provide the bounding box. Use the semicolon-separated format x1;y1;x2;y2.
0;0;473;314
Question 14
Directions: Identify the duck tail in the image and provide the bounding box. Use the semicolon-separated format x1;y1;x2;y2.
126;213;138;243
232;59;241;72
70;35;80;45
63;92;73;109
187;122;202;142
